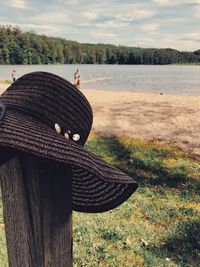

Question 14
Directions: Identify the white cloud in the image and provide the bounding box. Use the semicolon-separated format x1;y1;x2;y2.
116;8;156;22
0;21;16;26
194;5;200;17
147;34;199;51
22;24;58;32
30;11;71;24
141;23;160;31
90;31;116;38
96;20;129;29
133;37;154;44
168;18;187;23
57;0;81;5
5;0;28;9
76;22;91;27
0;21;58;34
152;0;200;6
183;32;199;38
161;36;197;50
83;10;98;21
89;30;118;44
152;0;171;6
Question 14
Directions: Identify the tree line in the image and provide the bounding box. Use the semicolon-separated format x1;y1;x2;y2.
0;25;200;65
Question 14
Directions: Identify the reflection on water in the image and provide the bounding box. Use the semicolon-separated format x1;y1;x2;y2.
0;64;200;95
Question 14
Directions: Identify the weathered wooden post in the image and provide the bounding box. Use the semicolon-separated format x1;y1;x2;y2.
0;154;72;267
0;71;138;267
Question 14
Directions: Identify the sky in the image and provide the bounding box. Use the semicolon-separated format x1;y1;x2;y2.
0;0;200;51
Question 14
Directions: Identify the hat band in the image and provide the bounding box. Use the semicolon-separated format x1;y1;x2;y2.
0;102;6;124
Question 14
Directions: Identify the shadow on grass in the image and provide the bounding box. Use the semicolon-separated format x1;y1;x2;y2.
86;135;132;161
86;135;200;190
147;220;200;266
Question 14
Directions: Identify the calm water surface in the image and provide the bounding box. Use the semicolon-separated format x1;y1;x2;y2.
0;64;199;95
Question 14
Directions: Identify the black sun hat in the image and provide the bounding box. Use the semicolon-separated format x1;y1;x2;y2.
0;71;138;213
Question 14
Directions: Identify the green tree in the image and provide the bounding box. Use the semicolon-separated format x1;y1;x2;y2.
0;24;199;65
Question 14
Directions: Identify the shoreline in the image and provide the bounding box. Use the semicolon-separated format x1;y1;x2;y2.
84;88;200;97
1;83;200;157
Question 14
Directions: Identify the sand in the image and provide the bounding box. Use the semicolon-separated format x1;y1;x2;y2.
1;83;200;158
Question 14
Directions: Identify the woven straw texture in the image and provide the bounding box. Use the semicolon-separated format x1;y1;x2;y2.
0;72;138;213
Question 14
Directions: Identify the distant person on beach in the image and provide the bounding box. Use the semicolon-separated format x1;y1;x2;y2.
11;70;16;83
74;69;81;89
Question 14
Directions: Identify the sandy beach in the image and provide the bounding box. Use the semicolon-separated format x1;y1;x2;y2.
1;83;200;158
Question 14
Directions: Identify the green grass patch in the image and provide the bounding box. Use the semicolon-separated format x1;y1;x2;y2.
0;134;200;266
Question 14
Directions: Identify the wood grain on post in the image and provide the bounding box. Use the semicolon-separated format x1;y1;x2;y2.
0;155;72;267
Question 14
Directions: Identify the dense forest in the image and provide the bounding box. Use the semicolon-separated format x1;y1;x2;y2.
0;25;200;65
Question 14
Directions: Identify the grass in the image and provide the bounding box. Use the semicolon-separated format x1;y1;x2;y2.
0;134;200;266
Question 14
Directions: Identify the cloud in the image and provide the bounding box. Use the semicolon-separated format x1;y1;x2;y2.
183;32;200;38
5;0;29;9
29;11;71;24
83;10;98;21
88;30;118;44
63;0;81;4
0;21;58;35
133;37;155;44
90;31;116;38
0;0;199;51
181;32;200;42
141;23;160;31
22;23;58;32
170;38;200;50
168;18;188;23
152;0;171;5
147;34;200;51
96;20;129;29
180;38;200;42
194;5;200;17
152;0;200;6
116;8;156;22
76;22;91;27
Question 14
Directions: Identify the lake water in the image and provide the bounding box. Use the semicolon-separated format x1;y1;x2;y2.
0;64;200;95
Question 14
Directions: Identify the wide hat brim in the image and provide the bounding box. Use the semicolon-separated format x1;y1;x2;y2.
0;109;138;213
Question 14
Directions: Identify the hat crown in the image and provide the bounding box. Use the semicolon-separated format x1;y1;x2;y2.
0;72;93;145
